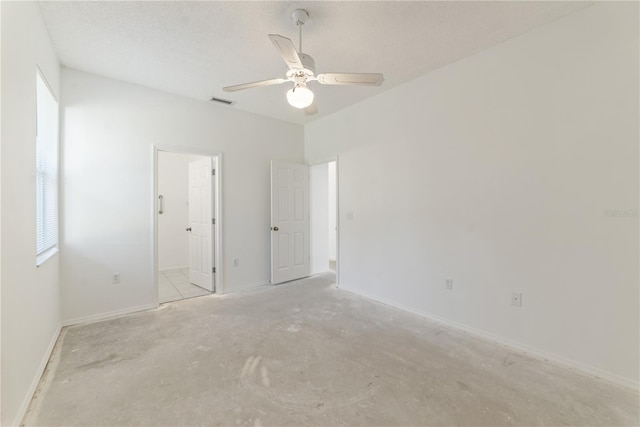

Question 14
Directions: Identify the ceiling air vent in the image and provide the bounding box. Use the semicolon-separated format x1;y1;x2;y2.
210;96;235;106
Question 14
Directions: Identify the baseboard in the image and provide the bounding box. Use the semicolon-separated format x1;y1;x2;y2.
159;265;188;272
219;281;269;295
343;287;639;392
62;303;157;327
14;323;62;427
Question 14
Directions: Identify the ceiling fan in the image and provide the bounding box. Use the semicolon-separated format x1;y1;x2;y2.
223;9;384;116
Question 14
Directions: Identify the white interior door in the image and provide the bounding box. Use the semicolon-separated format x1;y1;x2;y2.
271;161;310;284
188;157;213;291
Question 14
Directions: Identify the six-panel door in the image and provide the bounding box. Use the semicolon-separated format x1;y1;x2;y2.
271;161;310;284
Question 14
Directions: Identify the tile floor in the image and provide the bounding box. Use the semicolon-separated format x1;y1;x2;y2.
158;268;210;303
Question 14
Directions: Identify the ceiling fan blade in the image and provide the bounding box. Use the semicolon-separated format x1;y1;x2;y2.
316;73;384;86
304;103;318;116
223;78;286;92
268;34;304;70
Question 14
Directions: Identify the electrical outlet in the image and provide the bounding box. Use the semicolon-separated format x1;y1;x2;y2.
346;212;354;220
233;259;239;267
445;278;453;290
112;273;120;284
511;293;522;307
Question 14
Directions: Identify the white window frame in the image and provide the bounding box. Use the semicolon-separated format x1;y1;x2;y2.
36;69;59;267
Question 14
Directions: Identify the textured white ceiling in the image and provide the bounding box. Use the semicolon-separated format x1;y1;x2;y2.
39;1;590;125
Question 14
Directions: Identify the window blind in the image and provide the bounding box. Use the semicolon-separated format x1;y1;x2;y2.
36;72;59;258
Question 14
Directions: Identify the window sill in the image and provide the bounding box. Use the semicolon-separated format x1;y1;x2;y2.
36;247;59;267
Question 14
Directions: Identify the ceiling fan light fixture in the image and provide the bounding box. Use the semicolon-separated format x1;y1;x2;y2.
286;85;314;109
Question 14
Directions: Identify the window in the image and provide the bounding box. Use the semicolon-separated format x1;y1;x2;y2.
36;71;59;266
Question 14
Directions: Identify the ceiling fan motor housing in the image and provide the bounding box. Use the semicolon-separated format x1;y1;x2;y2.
286;52;315;81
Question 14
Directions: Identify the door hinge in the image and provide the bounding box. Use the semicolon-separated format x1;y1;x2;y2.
212;267;216;273
212;218;215;224
212;169;216;176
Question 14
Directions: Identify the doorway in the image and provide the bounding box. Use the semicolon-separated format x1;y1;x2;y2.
310;160;337;276
154;148;221;304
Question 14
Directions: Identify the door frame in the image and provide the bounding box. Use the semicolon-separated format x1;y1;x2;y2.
151;145;223;306
307;156;340;287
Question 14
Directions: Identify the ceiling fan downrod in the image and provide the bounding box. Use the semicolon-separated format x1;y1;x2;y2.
291;9;309;53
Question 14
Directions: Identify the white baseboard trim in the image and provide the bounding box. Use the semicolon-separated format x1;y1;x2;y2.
219;281;270;295
62;303;157;327
344;287;639;392
14;323;62;427
159;265;188;272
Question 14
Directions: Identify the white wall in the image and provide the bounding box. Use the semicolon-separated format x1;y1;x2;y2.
60;69;303;322
157;151;205;271
310;163;329;274
328;161;337;262
305;3;639;388
0;2;62;425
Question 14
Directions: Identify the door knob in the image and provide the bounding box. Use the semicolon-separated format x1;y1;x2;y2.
272;226;279;231
186;227;192;232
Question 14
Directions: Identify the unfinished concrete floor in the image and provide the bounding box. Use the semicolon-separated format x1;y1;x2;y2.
25;273;639;426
